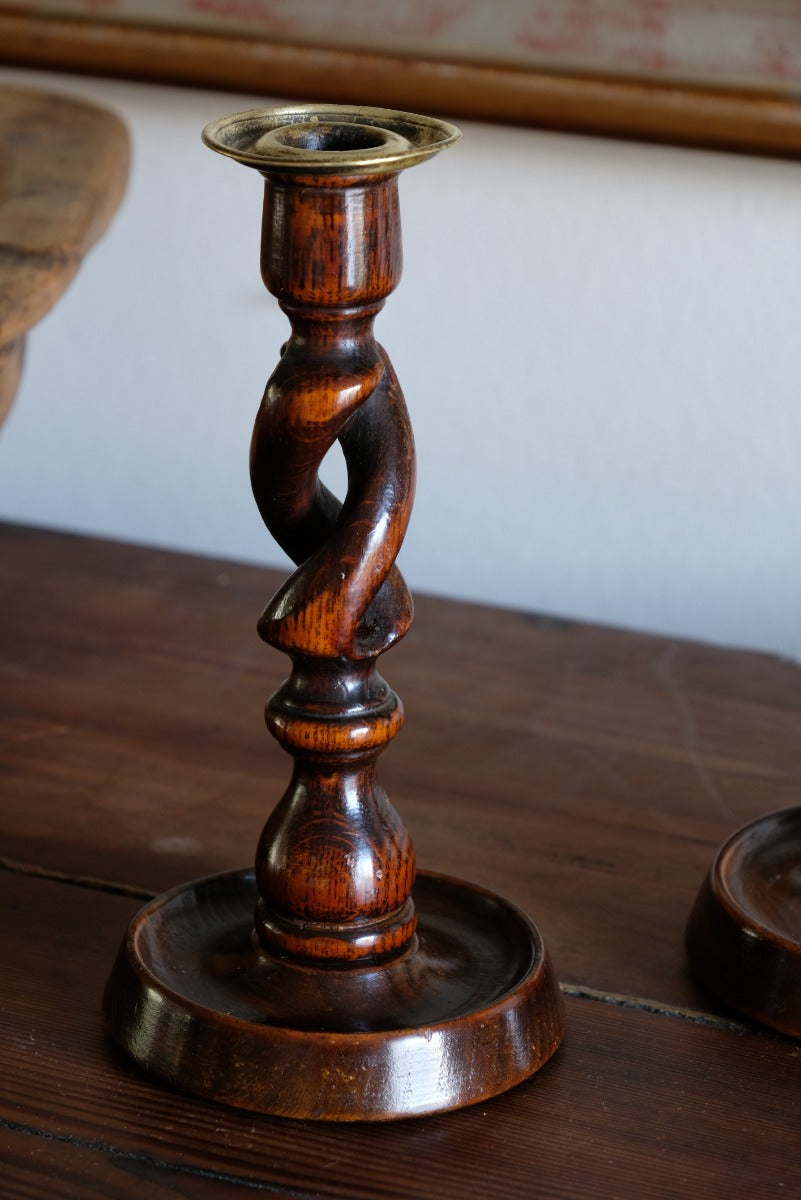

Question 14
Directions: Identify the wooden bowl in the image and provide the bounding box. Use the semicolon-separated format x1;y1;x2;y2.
686;806;801;1036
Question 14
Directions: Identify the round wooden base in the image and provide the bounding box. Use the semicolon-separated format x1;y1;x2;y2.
686;806;801;1037
104;869;564;1120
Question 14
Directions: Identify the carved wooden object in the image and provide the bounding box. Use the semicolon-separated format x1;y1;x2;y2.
103;104;565;1120
0;86;129;424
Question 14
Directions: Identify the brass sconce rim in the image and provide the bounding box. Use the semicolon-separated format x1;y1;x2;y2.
202;103;461;174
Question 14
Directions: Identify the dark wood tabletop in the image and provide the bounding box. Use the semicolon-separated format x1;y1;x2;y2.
1;519;799;1197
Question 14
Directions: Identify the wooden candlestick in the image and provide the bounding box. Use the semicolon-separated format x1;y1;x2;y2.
103;104;565;1120
686;806;801;1036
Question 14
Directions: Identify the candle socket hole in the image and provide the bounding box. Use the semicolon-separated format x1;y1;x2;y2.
275;123;389;153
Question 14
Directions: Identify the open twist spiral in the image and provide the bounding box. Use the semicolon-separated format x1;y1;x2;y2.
247;169;420;961
250;314;415;663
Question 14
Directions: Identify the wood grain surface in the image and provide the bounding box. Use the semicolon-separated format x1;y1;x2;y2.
2;13;801;160
247;156;417;964
2;521;801;1192
0;85;129;420
104;114;562;1118
1;870;799;1197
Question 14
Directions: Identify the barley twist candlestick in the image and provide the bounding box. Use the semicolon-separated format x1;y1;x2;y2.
248;133;417;964
103;105;564;1120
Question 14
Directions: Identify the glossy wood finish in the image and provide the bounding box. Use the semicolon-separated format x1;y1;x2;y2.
3;13;801;160
104;869;563;1120
0;85;129;421
246;145;417;965
2;522;801;1193
7;867;801;1199
3;522;801;1006
104;107;562;1119
686;806;801;1036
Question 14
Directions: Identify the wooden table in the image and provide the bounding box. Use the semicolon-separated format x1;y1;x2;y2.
1;520;799;1197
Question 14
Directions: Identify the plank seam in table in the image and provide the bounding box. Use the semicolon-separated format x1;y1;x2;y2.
0;853;757;1035
0;1116;305;1199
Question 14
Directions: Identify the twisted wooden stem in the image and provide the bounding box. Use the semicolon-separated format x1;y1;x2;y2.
251;171;417;962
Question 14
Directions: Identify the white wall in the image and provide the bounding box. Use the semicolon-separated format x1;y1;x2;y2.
1;67;799;659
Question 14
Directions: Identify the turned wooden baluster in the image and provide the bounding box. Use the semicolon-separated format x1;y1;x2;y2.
250;167;416;962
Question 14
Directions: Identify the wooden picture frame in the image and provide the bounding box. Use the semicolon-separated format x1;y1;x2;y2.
1;2;800;158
